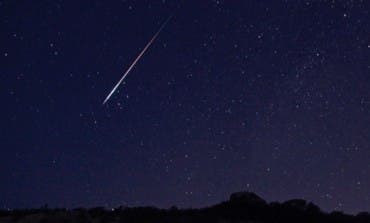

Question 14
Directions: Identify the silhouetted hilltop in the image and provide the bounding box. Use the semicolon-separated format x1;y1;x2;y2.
1;191;369;223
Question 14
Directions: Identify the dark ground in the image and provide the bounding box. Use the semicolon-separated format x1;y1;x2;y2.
1;192;369;223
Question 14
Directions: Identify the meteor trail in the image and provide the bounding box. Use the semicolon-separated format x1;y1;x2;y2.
102;16;172;105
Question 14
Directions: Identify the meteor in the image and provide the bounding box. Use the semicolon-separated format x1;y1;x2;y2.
102;15;172;105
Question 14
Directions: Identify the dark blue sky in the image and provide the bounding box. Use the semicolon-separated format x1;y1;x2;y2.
1;0;370;214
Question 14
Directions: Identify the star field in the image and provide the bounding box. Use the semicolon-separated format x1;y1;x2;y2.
1;0;370;214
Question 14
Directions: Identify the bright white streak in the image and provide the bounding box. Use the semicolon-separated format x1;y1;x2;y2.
102;16;172;105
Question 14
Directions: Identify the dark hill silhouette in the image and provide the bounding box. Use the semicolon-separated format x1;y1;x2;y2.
0;191;369;223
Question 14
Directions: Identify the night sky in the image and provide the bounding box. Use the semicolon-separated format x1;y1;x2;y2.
1;0;370;214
